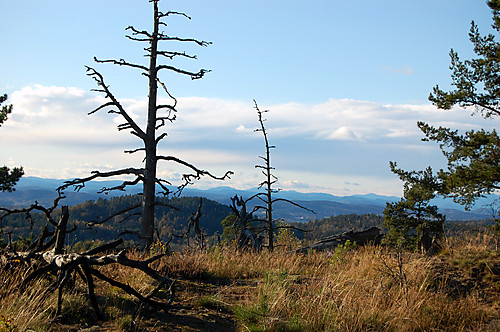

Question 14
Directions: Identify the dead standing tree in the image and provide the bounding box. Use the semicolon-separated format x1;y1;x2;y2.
229;195;262;250
173;197;206;250
57;0;232;250
252;100;314;251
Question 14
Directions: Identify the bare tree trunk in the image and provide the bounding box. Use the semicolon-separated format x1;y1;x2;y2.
266;163;274;251
140;1;160;250
54;206;69;255
253;101;313;251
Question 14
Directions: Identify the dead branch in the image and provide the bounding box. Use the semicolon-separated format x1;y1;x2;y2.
57;168;144;193
94;57;149;72
0;192;65;228
155;50;198;60
185;198;205;249
155;77;177;107
156;65;210;80
96;176;143;193
156;34;212;48
126;25;152;39
17;232;174;319
89;267;170;310
271;198;316;214
158;10;191;19
125;147;146;154
86;204;141;227
156;155;233;193
85;66;146;140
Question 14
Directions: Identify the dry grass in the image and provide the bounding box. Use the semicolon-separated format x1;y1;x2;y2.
0;265;91;331
1;233;499;331
155;236;499;331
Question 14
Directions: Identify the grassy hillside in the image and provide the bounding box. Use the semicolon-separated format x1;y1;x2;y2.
1;233;498;331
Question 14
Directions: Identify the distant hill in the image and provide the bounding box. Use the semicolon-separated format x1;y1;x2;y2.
0;176;496;221
1;195;231;245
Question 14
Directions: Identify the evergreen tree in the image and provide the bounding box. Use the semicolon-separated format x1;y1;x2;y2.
221;213;238;245
425;0;499;208
0;94;23;192
383;163;445;252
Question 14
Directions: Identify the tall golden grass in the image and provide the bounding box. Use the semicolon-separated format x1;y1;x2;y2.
156;233;499;331
1;232;498;331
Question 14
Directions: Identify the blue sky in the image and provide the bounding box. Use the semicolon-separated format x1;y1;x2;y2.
0;0;498;198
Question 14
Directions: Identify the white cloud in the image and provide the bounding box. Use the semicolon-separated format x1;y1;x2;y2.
282;179;312;190
2;84;496;196
327;126;362;141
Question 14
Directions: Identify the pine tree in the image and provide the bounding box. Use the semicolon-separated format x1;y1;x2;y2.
0;94;23;192
425;0;499;208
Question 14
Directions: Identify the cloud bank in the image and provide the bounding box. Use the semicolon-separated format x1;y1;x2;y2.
2;85;495;196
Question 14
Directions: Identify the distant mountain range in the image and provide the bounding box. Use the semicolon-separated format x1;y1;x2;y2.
0;177;497;222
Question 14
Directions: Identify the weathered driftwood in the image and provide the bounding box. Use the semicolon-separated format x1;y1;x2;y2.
296;227;383;253
2;205;174;320
21;239;174;320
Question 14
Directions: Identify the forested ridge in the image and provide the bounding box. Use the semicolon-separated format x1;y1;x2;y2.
2;195;493;249
0;195;231;247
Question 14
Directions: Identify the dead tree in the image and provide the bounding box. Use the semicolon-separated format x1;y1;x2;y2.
295;227;384;253
168;198;207;250
1;200;174;320
229;195;262;251
0;193;67;246
57;0;232;250
252;100;314;251
184;198;205;249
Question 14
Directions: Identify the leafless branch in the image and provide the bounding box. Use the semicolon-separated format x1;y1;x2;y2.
157;34;211;48
157;155;233;182
155;133;168;145
94;57;149;72
57;168;144;193
88;102;115;115
158;10;191;19
86;204;142;227
271;198;316;214
156;65;209;80
154;160;233;195
125;147;146;154
126;25;152;39
155;178;172;195
0;193;66;228
155;50;198;60
86;67;146;140
156;76;178;107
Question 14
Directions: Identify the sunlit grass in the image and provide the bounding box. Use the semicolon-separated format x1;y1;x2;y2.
1;233;499;331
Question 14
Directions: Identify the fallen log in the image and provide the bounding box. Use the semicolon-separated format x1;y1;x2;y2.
296;226;384;253
2;205;174;320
